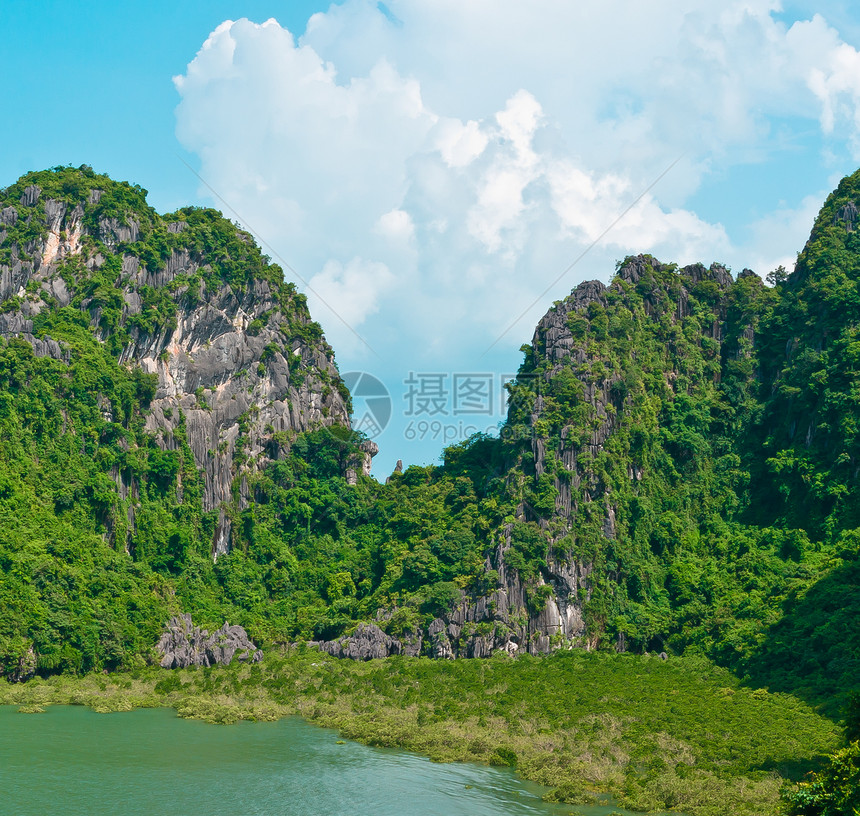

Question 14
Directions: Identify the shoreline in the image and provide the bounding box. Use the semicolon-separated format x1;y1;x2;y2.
0;649;839;816
0;704;641;816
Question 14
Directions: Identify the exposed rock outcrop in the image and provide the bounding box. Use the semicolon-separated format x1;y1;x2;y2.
0;174;354;556
834;200;858;231
156;614;262;669
523;255;747;539
318;623;403;660
9;645;36;683
0;314;68;362
427;618;455;659
345;439;379;485
317;532;589;661
424;537;588;657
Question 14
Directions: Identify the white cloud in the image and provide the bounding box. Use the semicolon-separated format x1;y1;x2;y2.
434;119;488;168
466;93;542;256
546;162;729;259
173;2;860;462
741;192;827;276
375;209;415;242
308;257;395;328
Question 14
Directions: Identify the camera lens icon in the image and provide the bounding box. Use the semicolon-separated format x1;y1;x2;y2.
341;372;392;439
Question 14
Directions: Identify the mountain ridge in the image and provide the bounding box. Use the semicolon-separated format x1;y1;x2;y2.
0;164;857;717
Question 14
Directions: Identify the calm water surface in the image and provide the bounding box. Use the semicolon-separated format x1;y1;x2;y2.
0;705;641;816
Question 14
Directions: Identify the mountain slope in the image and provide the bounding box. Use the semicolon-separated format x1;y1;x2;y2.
0;166;352;553
0;165;858;713
0;166;355;675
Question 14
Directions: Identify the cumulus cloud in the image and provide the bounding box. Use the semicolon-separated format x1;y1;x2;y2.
173;1;860;462
741;193;828;277
308;257;395;328
375;209;414;243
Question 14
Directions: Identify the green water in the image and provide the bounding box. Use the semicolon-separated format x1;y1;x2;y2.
0;705;641;816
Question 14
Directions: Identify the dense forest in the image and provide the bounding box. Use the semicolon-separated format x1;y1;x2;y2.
0;164;857;723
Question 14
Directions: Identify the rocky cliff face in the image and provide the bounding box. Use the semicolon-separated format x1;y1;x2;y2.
317;254;764;660
320;542;589;660
0;168;354;555
523;255;737;535
425;540;589;657
484;254;765;652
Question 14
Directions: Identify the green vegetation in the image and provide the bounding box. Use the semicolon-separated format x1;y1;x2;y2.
1;167;859;689
783;742;860;816
783;694;860;815
0;166;345;675
0;649;841;816
0;165;331;355
2;164;860;811
0;167;509;675
0;324;195;675
498;247;860;714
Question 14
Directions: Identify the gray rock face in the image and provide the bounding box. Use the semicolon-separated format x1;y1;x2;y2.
319;623;402;660
0;190;354;556
431;536;587;657
522;254;748;541
156;614;263;669
9;645;36;682
681;261;733;290
384;459;403;485
0;314;68;362
359;440;379;474
98;215;140;247
345;439;379;485
318;532;589;661
500;253;756;654
835;200;859;231
20;185;40;207
427;618;455;659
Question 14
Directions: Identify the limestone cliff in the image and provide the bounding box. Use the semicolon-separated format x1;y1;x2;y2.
485;254;765;653
156;614;262;669
422;539;590;657
315;532;589;659
316;254;766;659
521;255;737;536
0;167;353;555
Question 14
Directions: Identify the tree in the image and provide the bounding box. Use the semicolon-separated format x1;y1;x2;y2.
783;742;860;816
766;265;789;286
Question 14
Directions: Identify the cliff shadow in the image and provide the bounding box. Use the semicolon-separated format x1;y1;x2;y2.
741;556;860;719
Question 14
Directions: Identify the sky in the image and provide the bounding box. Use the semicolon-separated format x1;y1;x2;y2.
4;1;860;472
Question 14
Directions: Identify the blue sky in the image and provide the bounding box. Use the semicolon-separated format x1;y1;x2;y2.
0;1;323;212
4;1;860;472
